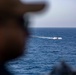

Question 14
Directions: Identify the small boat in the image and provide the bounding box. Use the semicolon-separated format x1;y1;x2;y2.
52;37;62;40
31;35;62;40
52;37;58;40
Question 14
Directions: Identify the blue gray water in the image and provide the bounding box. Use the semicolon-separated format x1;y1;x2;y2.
7;28;76;75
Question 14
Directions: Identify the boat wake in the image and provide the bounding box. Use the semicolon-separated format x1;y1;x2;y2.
31;35;62;40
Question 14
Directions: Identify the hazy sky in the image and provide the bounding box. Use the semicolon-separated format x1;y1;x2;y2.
21;0;76;28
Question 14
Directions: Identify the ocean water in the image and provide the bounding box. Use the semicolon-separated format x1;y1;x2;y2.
7;28;76;75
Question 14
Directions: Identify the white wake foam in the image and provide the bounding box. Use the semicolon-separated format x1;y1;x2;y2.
31;35;62;40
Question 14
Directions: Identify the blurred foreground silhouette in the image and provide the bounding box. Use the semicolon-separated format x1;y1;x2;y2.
0;0;46;75
50;61;76;75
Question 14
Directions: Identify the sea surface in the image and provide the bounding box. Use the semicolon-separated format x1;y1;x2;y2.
7;28;76;75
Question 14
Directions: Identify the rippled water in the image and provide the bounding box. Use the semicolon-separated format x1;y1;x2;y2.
7;28;76;75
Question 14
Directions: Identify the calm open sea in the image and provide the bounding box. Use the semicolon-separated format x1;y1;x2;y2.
7;28;76;75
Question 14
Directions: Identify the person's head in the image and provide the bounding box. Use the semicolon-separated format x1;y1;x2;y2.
0;0;45;63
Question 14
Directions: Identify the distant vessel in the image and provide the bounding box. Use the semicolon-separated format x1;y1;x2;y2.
52;37;62;40
31;35;62;40
52;37;58;40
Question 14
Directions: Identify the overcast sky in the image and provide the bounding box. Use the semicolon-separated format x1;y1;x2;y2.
21;0;76;28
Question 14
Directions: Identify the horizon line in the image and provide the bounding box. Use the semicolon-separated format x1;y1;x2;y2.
29;27;76;28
